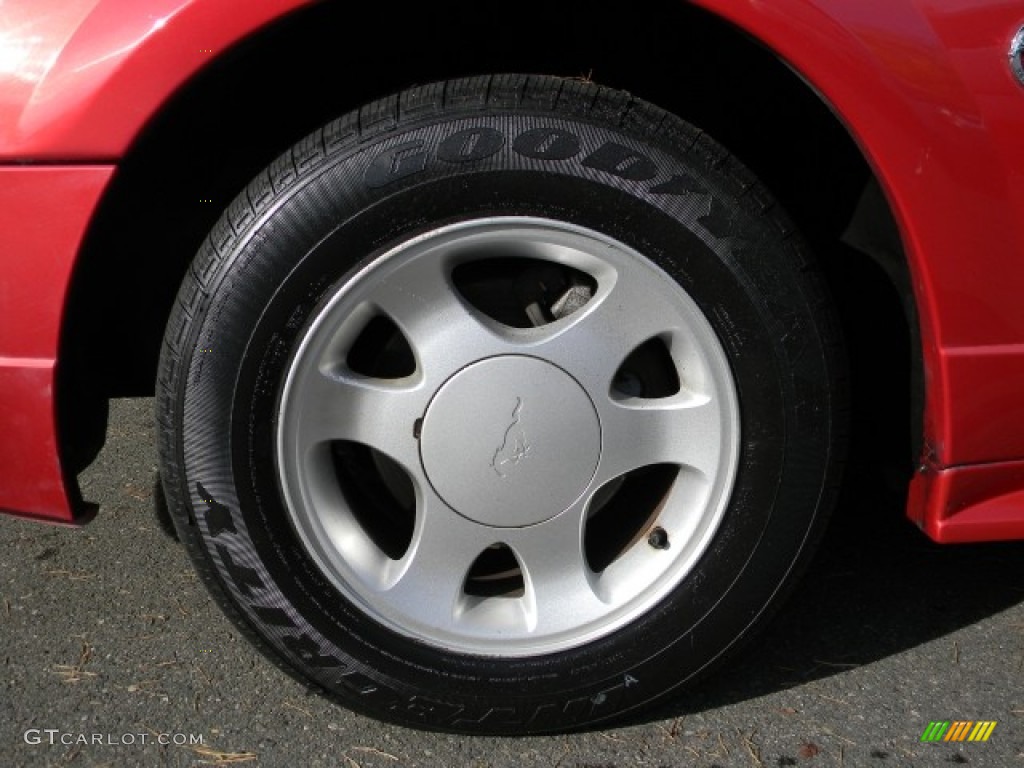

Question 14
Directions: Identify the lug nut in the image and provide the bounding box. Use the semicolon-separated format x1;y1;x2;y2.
648;527;670;550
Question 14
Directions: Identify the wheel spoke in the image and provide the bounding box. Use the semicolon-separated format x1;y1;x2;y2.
368;256;512;385
382;496;492;634
291;369;426;472
530;259;682;393
511;509;607;633
595;393;723;485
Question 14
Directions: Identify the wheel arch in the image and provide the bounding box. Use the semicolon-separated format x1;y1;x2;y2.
60;0;917;519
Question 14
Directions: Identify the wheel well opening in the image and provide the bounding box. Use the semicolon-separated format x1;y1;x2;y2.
59;0;916;497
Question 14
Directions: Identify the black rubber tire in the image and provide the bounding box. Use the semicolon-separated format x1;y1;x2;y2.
156;74;846;735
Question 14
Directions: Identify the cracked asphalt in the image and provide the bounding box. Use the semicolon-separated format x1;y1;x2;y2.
2;398;1023;767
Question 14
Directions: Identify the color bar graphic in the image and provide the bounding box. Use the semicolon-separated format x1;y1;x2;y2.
967;722;997;742
921;721;950;742
921;721;996;742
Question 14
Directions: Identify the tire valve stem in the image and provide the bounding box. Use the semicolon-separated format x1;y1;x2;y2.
648;527;670;550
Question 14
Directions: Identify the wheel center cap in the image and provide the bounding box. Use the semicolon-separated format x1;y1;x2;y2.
420;356;601;528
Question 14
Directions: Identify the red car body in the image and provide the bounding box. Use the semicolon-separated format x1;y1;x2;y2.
2;0;1023;543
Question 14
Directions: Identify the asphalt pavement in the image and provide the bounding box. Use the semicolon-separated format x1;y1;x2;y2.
2;398;1022;767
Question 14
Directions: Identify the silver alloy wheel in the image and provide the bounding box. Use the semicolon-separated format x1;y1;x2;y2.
276;217;740;656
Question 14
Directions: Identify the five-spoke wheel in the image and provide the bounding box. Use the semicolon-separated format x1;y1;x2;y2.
277;218;740;656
